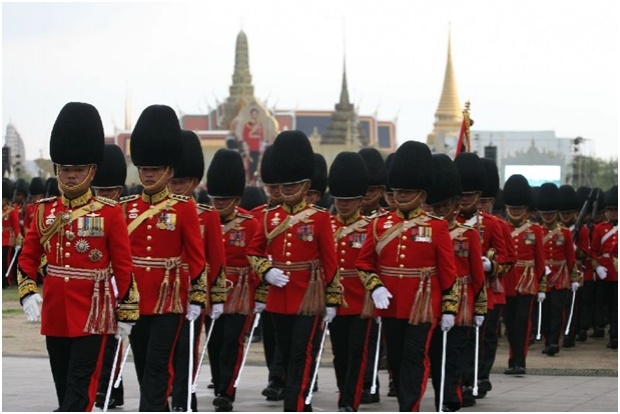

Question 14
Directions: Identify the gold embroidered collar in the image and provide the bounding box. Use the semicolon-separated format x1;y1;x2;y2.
222;210;237;223
282;200;307;214
396;207;422;220
141;187;169;204
61;189;92;208
337;211;361;225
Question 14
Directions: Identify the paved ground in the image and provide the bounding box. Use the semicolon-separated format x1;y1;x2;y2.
1;356;618;412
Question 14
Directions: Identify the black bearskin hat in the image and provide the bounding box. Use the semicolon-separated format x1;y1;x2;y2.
173;130;204;180
605;185;618;208
558;185;579;211
503;174;531;207
45;177;61;197
480;158;500;198
593;187;606;210
240;186;267;211
537;183;559;212
529;186;540;211
29;177;46;196
196;189;210;204
309;153;328;196
271;130;314;184
384;152;395;192
13;178;28;196
92;144;127;188
329;151;368;198
454;152;485;193
493;188;505;213
358;147;387;187
426;154;462;205
130;105;182;167
388;141;433;191
50;102;104;166
2;179;12;200
576;187;594;214
260;145;277;185
207;149;246;197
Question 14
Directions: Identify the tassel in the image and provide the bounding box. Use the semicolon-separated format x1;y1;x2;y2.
409;282;425;325
298;266;325;316
225;272;251;315
167;269;183;314
154;271;170;314
84;281;101;334
360;291;375;319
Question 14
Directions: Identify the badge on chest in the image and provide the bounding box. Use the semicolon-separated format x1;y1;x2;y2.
229;228;246;247
524;232;535;244
297;224;314;242
412;225;432;243
453;237;469;257
77;215;104;237
157;212;176;231
349;232;366;249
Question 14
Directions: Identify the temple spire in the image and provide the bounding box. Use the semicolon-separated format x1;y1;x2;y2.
339;56;350;106
221;30;255;130
124;82;132;131
427;25;463;154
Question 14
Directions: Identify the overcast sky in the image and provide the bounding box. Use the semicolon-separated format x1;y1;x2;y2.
2;0;618;160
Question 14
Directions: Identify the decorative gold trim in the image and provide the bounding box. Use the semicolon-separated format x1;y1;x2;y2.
141;187;170;204
61;189;92;208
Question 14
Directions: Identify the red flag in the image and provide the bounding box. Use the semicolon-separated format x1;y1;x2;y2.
454;101;472;157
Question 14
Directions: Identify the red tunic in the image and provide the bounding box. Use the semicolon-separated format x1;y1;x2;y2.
503;221;546;296
18;193;134;337
494;218;517;305
590;221;618;282
23;203;37;234
541;224;577;291
356;209;457;321
121;190;205;316
2;205;20;247
195;202;227;304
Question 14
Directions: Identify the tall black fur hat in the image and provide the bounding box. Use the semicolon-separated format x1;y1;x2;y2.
92;144;127;187
310;153;328;196
454;152;485;193
576;186;593;214
240;186;267;211
426;154;462;205
530;186;540;211
384;152;395;192
196;189;210;204
2;179;12;200
593;187;606;210
173;130;204;180
271;130;314;184
503;174;531;207
259;145;277;185
480;158;500;198
50;102;104;166
329;151;368;198
358;147;387;187
493;188;505;213
605;185;618;208
388;141;433;191
207;149;245;197
130;105;182;167
29;177;46;196
537;183;559;211
13;179;28;198
558;185;579;211
45;177;60;197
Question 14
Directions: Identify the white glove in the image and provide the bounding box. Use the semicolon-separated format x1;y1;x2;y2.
538;292;546;303
371;286;393;309
111;276;119;299
210;303;224;320
375;316;382;324
324;307;336;323
596;266;608;280
545;266;552;276
115;321;134;339
474;315;485;327
186;304;202;321
22;293;43;322
571;282;580;293
254;302;266;314
441;314;455;331
481;256;492;273
265;268;289;287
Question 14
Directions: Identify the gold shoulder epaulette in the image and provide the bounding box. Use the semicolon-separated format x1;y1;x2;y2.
36;196;57;204
425;213;444;221
266;205;280;212
374;211;390;219
95;196;118;207
119;194;139;203
458;222;475;230
311;204;328;212
170;194;190;202
197;203;213;211
237;212;254;219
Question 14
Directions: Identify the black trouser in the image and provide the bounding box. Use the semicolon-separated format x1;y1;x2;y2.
271;313;323;412
382;318;434;412
262;310;285;387
96;334;124;403
328;315;373;410
504;294;534;368
129;313;183;411
430;325;467;411
362;318;381;392
542;289;567;347
207;313;254;400
594;280;608;329
579;280;596;331
46;334;106;411
171;316;204;411
460;326;477;387
564;288;580;341
604;281;618;340
479;304;503;380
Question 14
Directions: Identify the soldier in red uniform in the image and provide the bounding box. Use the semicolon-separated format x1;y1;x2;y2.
590;185;618;349
356;141;458;412
574;187;596;341
246;130;342;412
206;149;260;412
453;153;510;405
502;174;546;375
426;154;487;412
325;151;373;412
121;105;206;411
17;102;139;411
3;179;21;289
474;158;516;398
23;177;46;234
167;130;227;412
537;183;579;356
304;153;328;207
